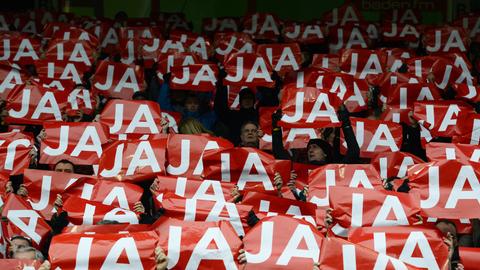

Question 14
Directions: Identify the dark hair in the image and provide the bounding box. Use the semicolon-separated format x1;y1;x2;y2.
9;235;32;246
132;91;148;100
54;159;75;171
97;220;121;225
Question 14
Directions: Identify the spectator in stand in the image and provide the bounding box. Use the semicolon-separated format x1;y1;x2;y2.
53;159;76;174
7;235;32;258
157;75;217;131
239;121;263;148
271;104;359;165
215;87;259;145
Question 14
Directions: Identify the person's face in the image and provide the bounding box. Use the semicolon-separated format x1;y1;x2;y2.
55;162;74;173
307;144;326;162
185;97;200;113
436;222;458;246
13;250;36;260
240;95;255;109
240;123;259;146
9;238;30;254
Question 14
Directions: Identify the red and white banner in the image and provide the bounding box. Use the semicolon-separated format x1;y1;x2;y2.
348;226;449;270
23;169;96;219
339;49;387;79
1;194;51;248
0;64;26;100
85;180;144;211
454;83;480;103
35;59;85;88
223;52;275;87
282;22;325;45
386;83;442;110
242;13;282;41
202;147;290;192
43;40;96;71
242;191;317;225
278;85;341;128
340;118;403;158
258;106;322;151
50;231;158;270
160;194;252;236
426;142;480;163
153;176;237;207
0;132;32;175
413;101;474;138
154;218;242;270
452;111;480;145
256;43;302;76
156;52;203;81
381;23;420;42
203;17;239;34
5;82;68;125
329;187;421;228
408;160;480;219
328;26;370;54
423;26;469;54
99;99;163;139
40;122;109;165
459;247;480;270
62;196;139;225
319;237;417;270
0;33;41;65
242;215;324;269
166;133;234;179
371;151;425;179
98;139;167;182
169;64;219;92
92;60;145;99
308;164;383;207
213;32;255;62
169;30;213;60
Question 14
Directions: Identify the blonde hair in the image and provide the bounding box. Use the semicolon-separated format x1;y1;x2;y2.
178;118;214;135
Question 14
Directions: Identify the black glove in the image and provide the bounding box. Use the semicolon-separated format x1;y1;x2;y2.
272;109;282;128
337;104;351;127
162;72;171;84
247;211;260;227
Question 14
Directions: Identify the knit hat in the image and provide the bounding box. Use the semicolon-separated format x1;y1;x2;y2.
307;138;333;163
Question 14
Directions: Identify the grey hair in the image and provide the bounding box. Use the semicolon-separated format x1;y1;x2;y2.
14;246;45;261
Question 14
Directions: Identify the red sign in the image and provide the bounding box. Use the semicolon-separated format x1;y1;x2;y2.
278;85;341;128
0;132;32;175
154;218;242;270
99;99;163;139
408;160;480;219
98;139;167;182
23;169;96;219
329;187;421;228
340;118;403;158
92;60;145;99
5;82;68;125
202;147;289;192
308;164;383;207
160;195;252;236
40;122;109;165
256;43;302;76
371;151;425;179
50;231;158;270
166;134;234;179
223;52;275;88
348;226;449;270
1;194;51;248
169;64;219;92
242;215;324;269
